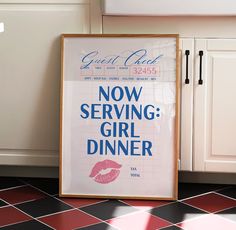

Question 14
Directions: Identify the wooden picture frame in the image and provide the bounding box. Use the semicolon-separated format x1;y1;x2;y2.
60;34;179;200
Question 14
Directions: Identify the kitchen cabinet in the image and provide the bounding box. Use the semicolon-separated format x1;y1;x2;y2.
0;0;101;166
181;38;236;172
1;1;236;176
193;39;236;172
179;39;194;171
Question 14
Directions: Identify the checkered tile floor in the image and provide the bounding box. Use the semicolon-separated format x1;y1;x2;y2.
0;177;235;230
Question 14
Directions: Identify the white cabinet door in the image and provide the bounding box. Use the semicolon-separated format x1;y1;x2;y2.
0;1;90;166
194;39;236;172
179;39;194;171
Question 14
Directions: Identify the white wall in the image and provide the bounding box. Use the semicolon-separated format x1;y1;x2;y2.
103;16;236;38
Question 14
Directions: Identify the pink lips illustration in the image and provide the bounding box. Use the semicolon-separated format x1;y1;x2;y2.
89;159;122;184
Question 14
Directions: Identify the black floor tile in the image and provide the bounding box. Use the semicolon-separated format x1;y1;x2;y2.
178;183;227;200
80;200;138;221
149;202;206;224
22;178;59;195
77;222;118;230
15;197;72;218
0;220;53;230
0;177;24;190
217;186;236;199
161;226;183;230
0;199;7;207
216;206;236;223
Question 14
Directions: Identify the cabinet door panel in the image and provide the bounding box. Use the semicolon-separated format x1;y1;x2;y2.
211;54;236;157
194;39;236;172
180;39;194;171
0;4;90;150
0;3;90;166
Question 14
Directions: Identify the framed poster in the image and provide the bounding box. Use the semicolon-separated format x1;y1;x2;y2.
60;34;179;200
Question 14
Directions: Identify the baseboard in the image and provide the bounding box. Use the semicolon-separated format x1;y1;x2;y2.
0;166;235;185
179;171;236;184
0;149;59;166
0;166;59;178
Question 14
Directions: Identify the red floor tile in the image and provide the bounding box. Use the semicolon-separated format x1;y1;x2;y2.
121;199;171;210
0;186;47;205
59;197;105;208
182;193;236;213
39;209;101;230
107;211;171;230
0;206;32;227
178;214;236;230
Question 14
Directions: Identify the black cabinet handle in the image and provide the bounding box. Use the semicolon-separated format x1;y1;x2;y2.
185;50;190;84
198;50;204;85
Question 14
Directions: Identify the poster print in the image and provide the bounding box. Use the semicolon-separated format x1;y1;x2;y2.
60;34;179;200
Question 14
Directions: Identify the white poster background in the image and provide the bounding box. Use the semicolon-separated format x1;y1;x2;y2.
61;36;177;199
